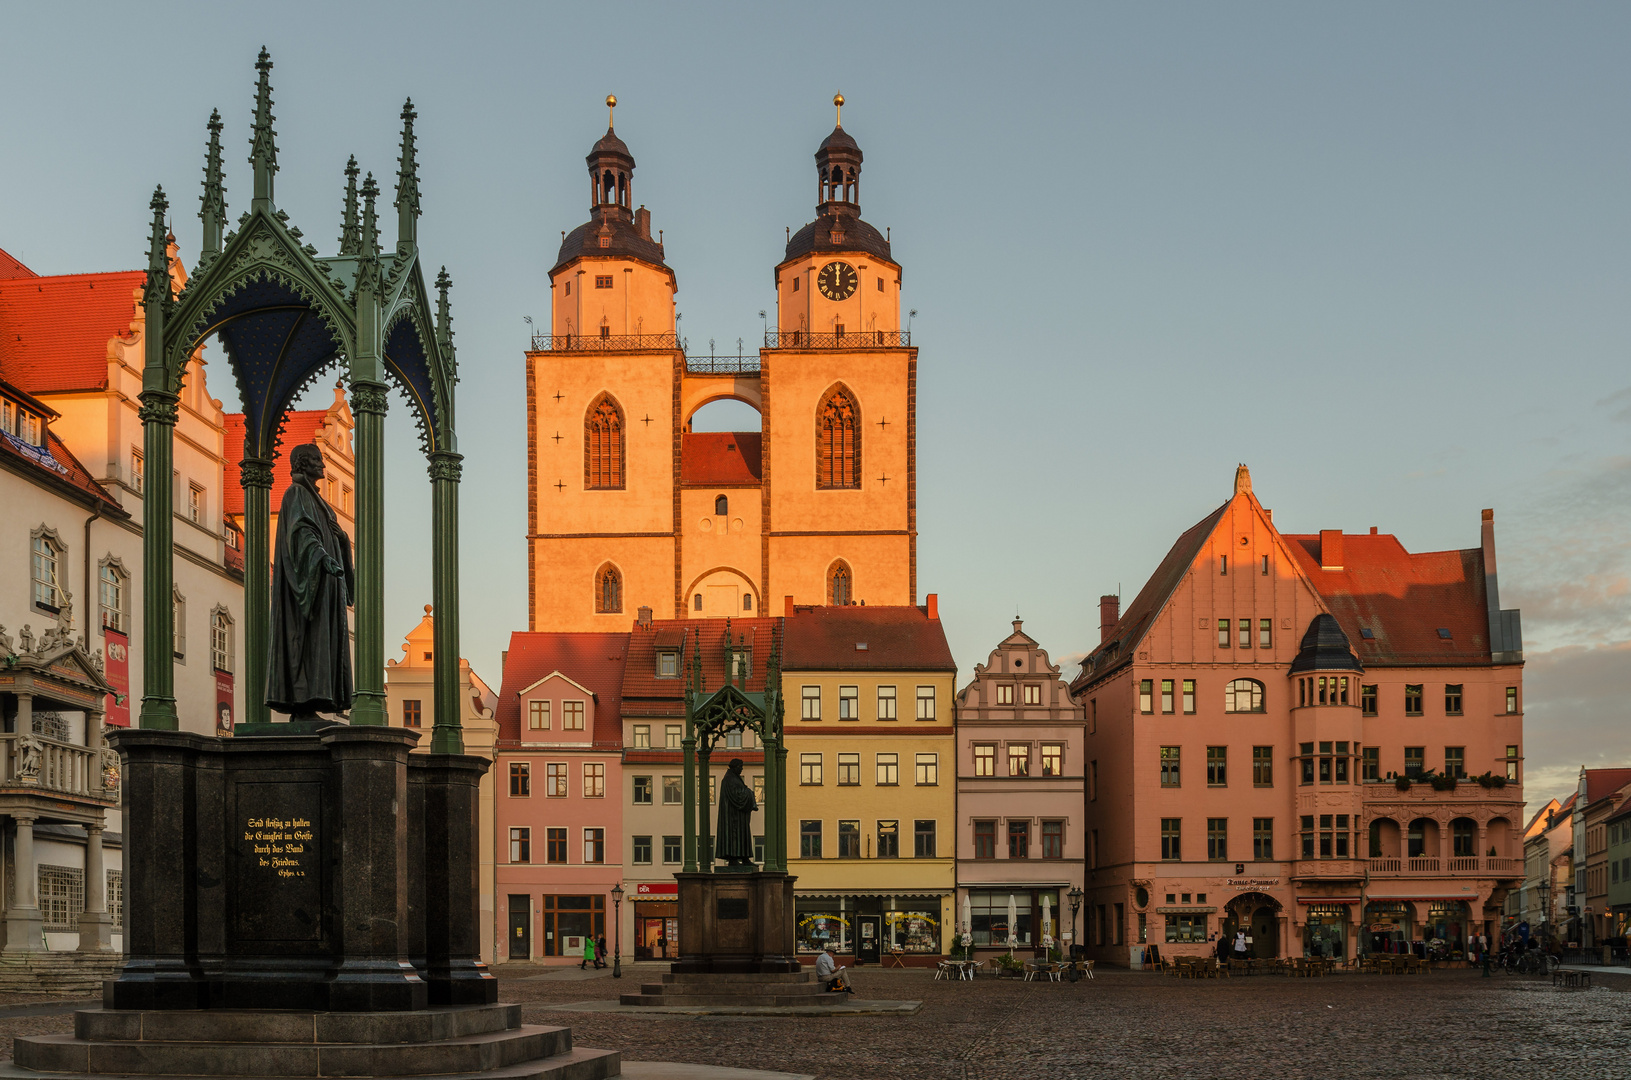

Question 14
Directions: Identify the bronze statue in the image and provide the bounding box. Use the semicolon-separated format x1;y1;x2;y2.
716;757;759;866
266;443;355;721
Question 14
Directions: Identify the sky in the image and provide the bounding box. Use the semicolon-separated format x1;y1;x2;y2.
2;2;1627;813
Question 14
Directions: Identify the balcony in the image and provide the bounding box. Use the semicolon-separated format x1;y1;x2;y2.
0;732;113;802
530;332;683;353
764;329;911;350
1367;857;1521;878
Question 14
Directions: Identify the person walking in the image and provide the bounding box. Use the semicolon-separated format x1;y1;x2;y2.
580;936;596;970
595;934;608;970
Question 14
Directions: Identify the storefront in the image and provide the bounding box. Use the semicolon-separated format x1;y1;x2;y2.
1423;901;1469;957
1222;893;1282;958
1302;903;1350;959
1364;901;1414;955
965;888;1061;950
632;882;678;961
539;894;605;958
795;894;950;957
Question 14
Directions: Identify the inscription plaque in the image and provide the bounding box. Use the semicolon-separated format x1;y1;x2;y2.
231;781;323;943
716;897;750;921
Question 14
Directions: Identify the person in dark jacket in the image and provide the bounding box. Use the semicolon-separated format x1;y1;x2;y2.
595;935;608;969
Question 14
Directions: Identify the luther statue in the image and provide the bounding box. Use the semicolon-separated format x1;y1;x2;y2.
716;757;759;866
266;443;355;721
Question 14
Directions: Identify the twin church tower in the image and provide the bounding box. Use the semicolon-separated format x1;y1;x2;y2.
526;96;918;630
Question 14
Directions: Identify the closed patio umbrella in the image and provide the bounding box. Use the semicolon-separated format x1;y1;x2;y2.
1007;894;1018;951
1042;894;1053;944
961;894;972;941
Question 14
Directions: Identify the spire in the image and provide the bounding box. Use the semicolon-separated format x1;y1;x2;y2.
199;109;227;259
815;94;862;215
145;187;171;307
834;91;843;126
394;98;420;251
360;172;379;256
249;47;278;209
607;93;617;128
339;156;361;255
434;266;454;355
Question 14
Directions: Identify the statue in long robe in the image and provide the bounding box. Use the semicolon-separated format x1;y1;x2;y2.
266;443;354;720
716;757;759;865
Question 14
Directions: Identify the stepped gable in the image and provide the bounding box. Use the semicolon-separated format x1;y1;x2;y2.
680;431;762;486
494;631;629;748
0;267;146;394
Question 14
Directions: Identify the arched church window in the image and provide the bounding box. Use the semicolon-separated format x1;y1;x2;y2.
743;594;753;612
828;561;852;607
816;385;860;489
596;564;622;614
585;394;625;490
715;494;729;516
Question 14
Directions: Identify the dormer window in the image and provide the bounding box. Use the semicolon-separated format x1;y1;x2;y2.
657;651;678;677
2;398;43;447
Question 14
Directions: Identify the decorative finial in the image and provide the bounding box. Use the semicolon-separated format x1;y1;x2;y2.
395;98;420;250
606;94;617;127
360;172;379;254
834;92;844;125
435;266;454;356
199;109;227;258
1234;463;1252;497
339;156;361;255
145;186;171;306
249;47;278;209
424;604;433;615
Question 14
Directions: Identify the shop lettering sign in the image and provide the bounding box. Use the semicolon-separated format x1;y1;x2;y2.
1224;878;1280;888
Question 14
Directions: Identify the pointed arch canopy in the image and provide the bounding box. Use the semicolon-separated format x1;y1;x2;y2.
816;383;860;489
585;392;626;489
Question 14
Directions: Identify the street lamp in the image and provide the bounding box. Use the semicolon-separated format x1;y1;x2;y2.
610;883;624;979
1067;887;1084;981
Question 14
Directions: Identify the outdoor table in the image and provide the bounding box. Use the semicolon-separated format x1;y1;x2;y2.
886;948;907;969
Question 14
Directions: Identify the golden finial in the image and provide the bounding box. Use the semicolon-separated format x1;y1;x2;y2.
833;92;844;126
606;94;617;127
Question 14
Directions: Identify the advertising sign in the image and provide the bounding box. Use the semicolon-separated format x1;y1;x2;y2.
104;630;130;727
215;670;235;734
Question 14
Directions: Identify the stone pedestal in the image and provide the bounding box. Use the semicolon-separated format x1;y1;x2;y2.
671;872;799;975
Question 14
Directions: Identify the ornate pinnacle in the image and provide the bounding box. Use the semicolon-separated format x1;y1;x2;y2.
394;98;420;250
360;172;379;255
199;109;227;258
249;47;278;208
145;187;171;305
435;267;453;348
339;156;361;255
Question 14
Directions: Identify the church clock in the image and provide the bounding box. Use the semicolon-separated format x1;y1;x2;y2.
816;261;858;301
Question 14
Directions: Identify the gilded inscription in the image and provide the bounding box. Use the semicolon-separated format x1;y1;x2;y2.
244;817;315;878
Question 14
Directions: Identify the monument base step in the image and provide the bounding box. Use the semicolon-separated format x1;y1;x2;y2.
622;971;847;1010
0;954;122;995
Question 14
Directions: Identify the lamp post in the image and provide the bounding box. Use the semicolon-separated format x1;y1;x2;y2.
610;883;624;979
1067;887;1084;981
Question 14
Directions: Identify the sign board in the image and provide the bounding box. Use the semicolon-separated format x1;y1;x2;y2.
636;882;678;899
104;630;130;727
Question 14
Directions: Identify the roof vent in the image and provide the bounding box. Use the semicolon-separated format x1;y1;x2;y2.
855;643;868;651
1359;628;1375;640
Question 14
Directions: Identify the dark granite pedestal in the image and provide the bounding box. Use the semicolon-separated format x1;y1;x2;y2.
669;872;799;975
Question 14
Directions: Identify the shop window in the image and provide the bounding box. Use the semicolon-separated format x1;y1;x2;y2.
1008;820;1030;859
974;820;996;860
968;889;1036;947
1042;820;1063;859
1160;746;1180;787
1206;746;1227;787
838;820;860;858
1252;746;1273;787
1165;913;1206;943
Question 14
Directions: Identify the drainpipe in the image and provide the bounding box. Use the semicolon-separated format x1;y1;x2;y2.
83;506;101;636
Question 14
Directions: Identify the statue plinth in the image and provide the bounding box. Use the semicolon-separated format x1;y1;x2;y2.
670;871;799;974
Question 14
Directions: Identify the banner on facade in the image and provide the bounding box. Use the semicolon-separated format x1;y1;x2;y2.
104;630;130;727
215;670;235;734
636;882;678;900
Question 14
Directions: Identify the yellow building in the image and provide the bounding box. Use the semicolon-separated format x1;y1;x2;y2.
526;96;917;630
781;600;957;964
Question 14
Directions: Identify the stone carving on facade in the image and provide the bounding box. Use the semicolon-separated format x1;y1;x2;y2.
15;735;42;781
17;624;33;654
0;624;12;655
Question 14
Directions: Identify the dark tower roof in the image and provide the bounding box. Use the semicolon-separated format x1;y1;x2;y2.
1289;613;1364;675
554;96;668;275
784;94;893;265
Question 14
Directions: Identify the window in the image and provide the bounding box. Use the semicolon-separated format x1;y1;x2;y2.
837;753;859;786
562;701;585;730
546;827;568;863
1139;679;1153;714
801;686;822;721
632;836;652;864
595;565;622;613
827;560;852;605
132;449;144;493
1040;743;1062;777
657;651;678;677
876;684;897;720
1300;815;1315;859
1160;679;1174;714
915;819;936;858
1253;818;1273;861
30;531;63;609
1178;678;1194;714
800;820;823;858
1506;686;1519;714
546;762;567;797
915;686;936;721
816;385;860;488
876;820;899;858
800;753;823;785
1160;818;1181;860
583;762;605;797
399;699;421;728
665;725;681;749
1207;818;1228;861
1166;913;1206;943
1259;618;1272;648
1404;684;1423;716
876;753;899;786
655;776;680;807
1090;829;1099;869
1445;684;1463;715
973;744;995;777
1008;820;1030;859
585;394;625;489
1024;683;1041;705
211;609;233;672
632;775;652;804
1444;747;1465;779
974;821;996;859
1042;820;1064;859
838;821;861;858
1200;746;1225;786
1506;745;1520;781
185;483;203;525
1452;818;1475;858
1238;619;1251;649
1404;747;1424;777
594;274;613;288
694;593;702;611
996;684;1014;705
509;762;530;796
1007;744;1030;777
1223;679;1264;713
98;559;128;632
107;869;123;930
1089;760;1098;800
1219;555;1228;577
583;828;605;864
915;752;938;785
528;700;550;729
1362;746;1379;781
632;724;650;748
839;685;858;720
1300;742;1315;785
1361;684;1377;716
1160;746;1181;787
1252;746;1272;787
173;588;186;659
1315;814;1350;859
1217;618;1230;648
509;827;531;863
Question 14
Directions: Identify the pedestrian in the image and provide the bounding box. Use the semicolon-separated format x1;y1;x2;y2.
1215;934;1230;962
595;934;608;969
1233;931;1248;961
580;936;596;970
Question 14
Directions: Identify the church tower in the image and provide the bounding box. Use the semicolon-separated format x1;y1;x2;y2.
526;96;917;632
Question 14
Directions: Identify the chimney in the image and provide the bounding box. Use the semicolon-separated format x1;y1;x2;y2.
926;593;938;620
1482;508;1502;652
1319;529;1344;570
1099;595;1120;643
634;205;651;240
785;595;795;618
636;605;652;628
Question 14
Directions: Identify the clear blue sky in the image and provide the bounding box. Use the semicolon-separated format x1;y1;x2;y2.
3;2;1627;811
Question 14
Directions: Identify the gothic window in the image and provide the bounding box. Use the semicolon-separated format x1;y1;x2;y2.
596;564;622;614
585;394;625;490
828;560;853;606
815;385;860;489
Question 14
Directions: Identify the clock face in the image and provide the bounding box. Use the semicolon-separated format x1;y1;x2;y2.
817;261;859;301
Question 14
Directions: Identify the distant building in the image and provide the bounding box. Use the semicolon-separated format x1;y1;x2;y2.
1507;799;1557;930
224;386;356;552
1524;796;1575;944
1573;767;1631;948
1604;801;1631;942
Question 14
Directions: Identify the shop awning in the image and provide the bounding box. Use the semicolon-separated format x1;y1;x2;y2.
796;891;952;900
1155;906;1217;914
1297;897;1360;904
1366;895;1478;902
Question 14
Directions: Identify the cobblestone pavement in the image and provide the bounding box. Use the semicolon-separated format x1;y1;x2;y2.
2;967;1627;1080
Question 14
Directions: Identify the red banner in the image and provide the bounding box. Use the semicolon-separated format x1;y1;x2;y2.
103;630;130;727
636;882;678;898
215;670;235;734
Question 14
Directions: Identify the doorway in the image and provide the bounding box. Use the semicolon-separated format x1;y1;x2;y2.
855;915;881;964
508;894;531;960
1221;892;1281;958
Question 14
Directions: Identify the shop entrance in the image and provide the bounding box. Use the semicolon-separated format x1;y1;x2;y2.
634;902;678;960
508;894;531;960
1364;901;1413;955
1221;893;1280;958
1303;904;1349;959
541;894;605;958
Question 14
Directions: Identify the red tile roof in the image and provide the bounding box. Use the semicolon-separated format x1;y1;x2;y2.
222;410;331;516
1582;768;1631;806
782;605;957;672
494;631;629;748
681;431;762;487
1282;533;1492;666
0;270;145;394
0;390;123;511
622;617;784;715
0;248;37;279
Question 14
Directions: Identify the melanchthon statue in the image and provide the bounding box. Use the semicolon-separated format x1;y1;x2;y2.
267;443;355;721
716;757;759;866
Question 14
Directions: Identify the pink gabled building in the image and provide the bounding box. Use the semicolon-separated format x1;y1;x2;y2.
1073;466;1526;966
493;632;628;963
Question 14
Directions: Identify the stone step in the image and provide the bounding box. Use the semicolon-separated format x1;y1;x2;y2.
660;971;813;984
619;992;850;1008
14;1024;572;1077
0;1045;622;1080
75;1004;524;1044
639;982;827;998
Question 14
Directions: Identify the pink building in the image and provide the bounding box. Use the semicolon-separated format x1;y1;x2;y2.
1073;467;1525;965
493;633;628;963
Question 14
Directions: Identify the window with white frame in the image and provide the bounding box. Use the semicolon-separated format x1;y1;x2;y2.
38;865;83;932
188;483;205;525
99;558;128;633
30;528;64;609
211;608;234;673
172;587;186;659
528;700;551;729
915;752;938;785
107;869;124;929
131;449;144;493
876;753;899;785
916;686;936;721
877;685;897;720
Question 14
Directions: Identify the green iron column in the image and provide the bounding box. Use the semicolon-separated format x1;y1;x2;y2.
240;459;273;727
137;393;179;730
761;731;780;872
681;722;697;873
776;741;790;871
349;382;388;725
697;745;713;872
429;451;464;753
